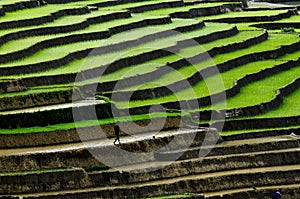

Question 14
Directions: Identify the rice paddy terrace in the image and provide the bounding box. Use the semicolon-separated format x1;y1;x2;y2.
0;0;300;198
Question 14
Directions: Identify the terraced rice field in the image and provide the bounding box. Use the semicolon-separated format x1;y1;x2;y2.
0;0;300;198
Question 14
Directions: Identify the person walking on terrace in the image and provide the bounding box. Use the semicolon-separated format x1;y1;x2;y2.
113;122;121;145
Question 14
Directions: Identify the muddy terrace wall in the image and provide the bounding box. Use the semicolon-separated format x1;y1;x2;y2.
89;150;300;187
0;169;91;195
0;116;185;148
94;169;300;198
0;89;76;111
156;139;300;161
0;79;27;94
9;169;298;198
251;22;300;29
2;133;299;194
0;128;215;172
2;148;299;195
0;102;112;129
223;127;300;140
0;148;103;173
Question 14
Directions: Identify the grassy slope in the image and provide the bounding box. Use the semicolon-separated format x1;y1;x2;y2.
117;33;299;108
0;4;83;22
0;0;300;134
0;14;166;56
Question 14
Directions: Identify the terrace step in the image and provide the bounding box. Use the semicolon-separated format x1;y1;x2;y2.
0;10;132;48
0;6;91;30
0;99;104;115
0;23;236;111
204;183;300;198
0;15;172;64
44;0;146;6
124;0;185;13
0;99;112;129
0;18;204;75
114;33;300;115
101;29;259;92
155;135;300;161
0;125;299;196
0;0;185;48
0;128;298;173
1;146;299;194
221;126;300;140
102;29;268;101
214;115;300;132
190;57;300;121
0;0;159;30
203;9;297;23
0;128;218;172
1;1;300;198
142;2;242;19
5;164;300;198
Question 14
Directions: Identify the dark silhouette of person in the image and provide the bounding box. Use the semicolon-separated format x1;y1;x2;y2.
113;123;121;144
272;191;281;199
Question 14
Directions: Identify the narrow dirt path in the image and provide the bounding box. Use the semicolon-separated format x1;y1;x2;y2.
0;128;197;156
0;99;104;115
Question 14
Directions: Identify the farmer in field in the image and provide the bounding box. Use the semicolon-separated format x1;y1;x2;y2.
113;122;121;145
271;191;281;199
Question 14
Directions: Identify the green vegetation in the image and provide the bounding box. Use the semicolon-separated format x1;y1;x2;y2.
281;27;296;33
116;33;299;108
0;9;128;40
97;0;182;11
1;2;300;199
0;18;202;70
143;2;235;16
0;4;83;23
0;112;182;134
119;31;262;91
198;9;289;21
221;65;300;109
0;0;300;135
252;84;300;118
0;14;167;55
